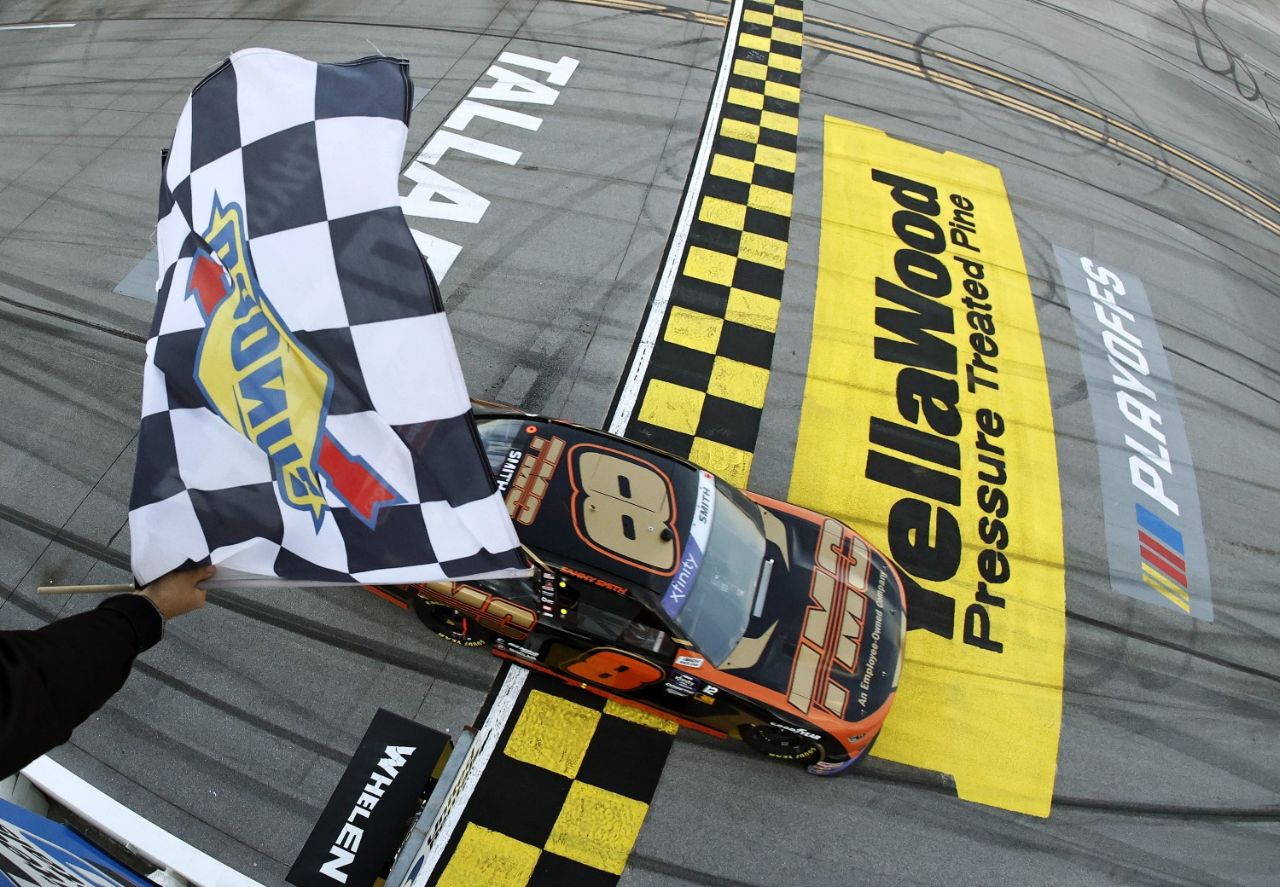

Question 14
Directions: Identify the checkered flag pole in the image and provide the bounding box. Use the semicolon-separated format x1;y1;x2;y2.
128;48;528;587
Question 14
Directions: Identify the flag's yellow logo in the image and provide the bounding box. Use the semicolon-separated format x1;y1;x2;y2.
185;196;402;528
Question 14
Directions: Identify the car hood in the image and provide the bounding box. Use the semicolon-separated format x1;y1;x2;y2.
718;494;906;725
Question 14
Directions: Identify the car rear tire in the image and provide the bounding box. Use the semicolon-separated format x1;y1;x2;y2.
845;731;878;769
412;597;494;648
805;732;879;776
740;723;822;763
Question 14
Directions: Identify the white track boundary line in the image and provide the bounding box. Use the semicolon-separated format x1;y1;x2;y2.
20;756;264;887
0;22;76;30
607;0;745;434
405;664;527;887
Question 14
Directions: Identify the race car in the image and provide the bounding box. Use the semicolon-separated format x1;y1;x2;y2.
365;403;907;775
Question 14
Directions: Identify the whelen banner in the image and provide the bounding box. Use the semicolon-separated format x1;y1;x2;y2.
289;710;451;887
790;117;1066;816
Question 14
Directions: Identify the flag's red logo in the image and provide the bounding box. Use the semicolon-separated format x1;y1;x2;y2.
185;195;403;529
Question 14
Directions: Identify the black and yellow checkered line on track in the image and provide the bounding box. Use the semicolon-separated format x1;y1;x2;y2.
609;0;803;487
427;665;677;887
576;0;1280;242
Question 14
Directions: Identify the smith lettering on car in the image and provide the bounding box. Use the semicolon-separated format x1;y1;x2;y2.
791;118;1066;816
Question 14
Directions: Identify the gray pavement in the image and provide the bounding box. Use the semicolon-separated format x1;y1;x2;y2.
1;1;1277;885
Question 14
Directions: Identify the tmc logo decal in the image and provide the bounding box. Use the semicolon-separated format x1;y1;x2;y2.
185;195;403;529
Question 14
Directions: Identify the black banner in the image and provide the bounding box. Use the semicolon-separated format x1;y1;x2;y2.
288;709;451;887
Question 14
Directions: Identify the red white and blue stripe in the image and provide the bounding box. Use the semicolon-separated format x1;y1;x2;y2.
1136;503;1190;613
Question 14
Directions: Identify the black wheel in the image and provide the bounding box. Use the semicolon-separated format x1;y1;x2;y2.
740;723;822;763
411;596;493;647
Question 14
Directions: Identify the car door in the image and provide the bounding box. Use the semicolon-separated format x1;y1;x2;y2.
539;572;679;694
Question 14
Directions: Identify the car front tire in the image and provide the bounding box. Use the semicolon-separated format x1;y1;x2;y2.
740;723;822;763
411;597;494;647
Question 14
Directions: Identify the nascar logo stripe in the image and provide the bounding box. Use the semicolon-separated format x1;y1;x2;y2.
612;0;803;487
1137;503;1191;612
1055;247;1212;620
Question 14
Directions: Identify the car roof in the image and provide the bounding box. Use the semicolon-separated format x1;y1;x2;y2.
474;407;705;595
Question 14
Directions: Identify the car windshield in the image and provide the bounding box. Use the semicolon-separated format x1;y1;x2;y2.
670;485;766;666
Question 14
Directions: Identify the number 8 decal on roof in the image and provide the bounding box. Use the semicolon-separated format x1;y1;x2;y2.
567;444;680;575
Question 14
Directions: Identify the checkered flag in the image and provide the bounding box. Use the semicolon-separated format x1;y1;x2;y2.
129;48;528;586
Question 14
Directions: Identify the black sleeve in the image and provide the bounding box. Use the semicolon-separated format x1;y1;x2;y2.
0;595;163;778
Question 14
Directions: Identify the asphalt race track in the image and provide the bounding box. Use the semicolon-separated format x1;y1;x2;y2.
1;1;1278;884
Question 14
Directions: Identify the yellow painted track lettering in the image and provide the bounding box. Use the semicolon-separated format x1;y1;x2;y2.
790;117;1066;817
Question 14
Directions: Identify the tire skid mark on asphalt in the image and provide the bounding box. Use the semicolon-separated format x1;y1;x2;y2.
205;592;497;692
1;588;352;764
4;511;1279;818
807;11;1280;217
628;853;765;887
130;659;353;763
1065;610;1280;687
1052;795;1280;820
567;0;1280;241
0;288;146;344
5;501;1277;689
0;505;497;692
0;11;721;68
9;10;1279;408
16;5;1279;239
666;720;1280;821
81;703;327;824
804;33;1280;239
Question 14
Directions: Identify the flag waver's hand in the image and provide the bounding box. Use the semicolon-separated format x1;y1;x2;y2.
137;564;215;619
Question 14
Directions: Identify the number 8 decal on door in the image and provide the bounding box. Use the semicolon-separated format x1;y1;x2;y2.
566;648;664;691
568;444;679;575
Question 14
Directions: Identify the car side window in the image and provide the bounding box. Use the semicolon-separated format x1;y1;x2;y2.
558;579;674;658
475;419;528;476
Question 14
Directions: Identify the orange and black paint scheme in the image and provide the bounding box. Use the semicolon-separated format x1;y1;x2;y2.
365;405;907;775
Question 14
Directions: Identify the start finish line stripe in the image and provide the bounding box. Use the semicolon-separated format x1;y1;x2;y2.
422;667;676;887
789;117;1066;817
608;0;803;487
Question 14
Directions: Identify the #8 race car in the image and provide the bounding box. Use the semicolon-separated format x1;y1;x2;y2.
365;403;907;775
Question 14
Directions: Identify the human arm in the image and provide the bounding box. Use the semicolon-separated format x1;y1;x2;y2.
0;565;213;776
